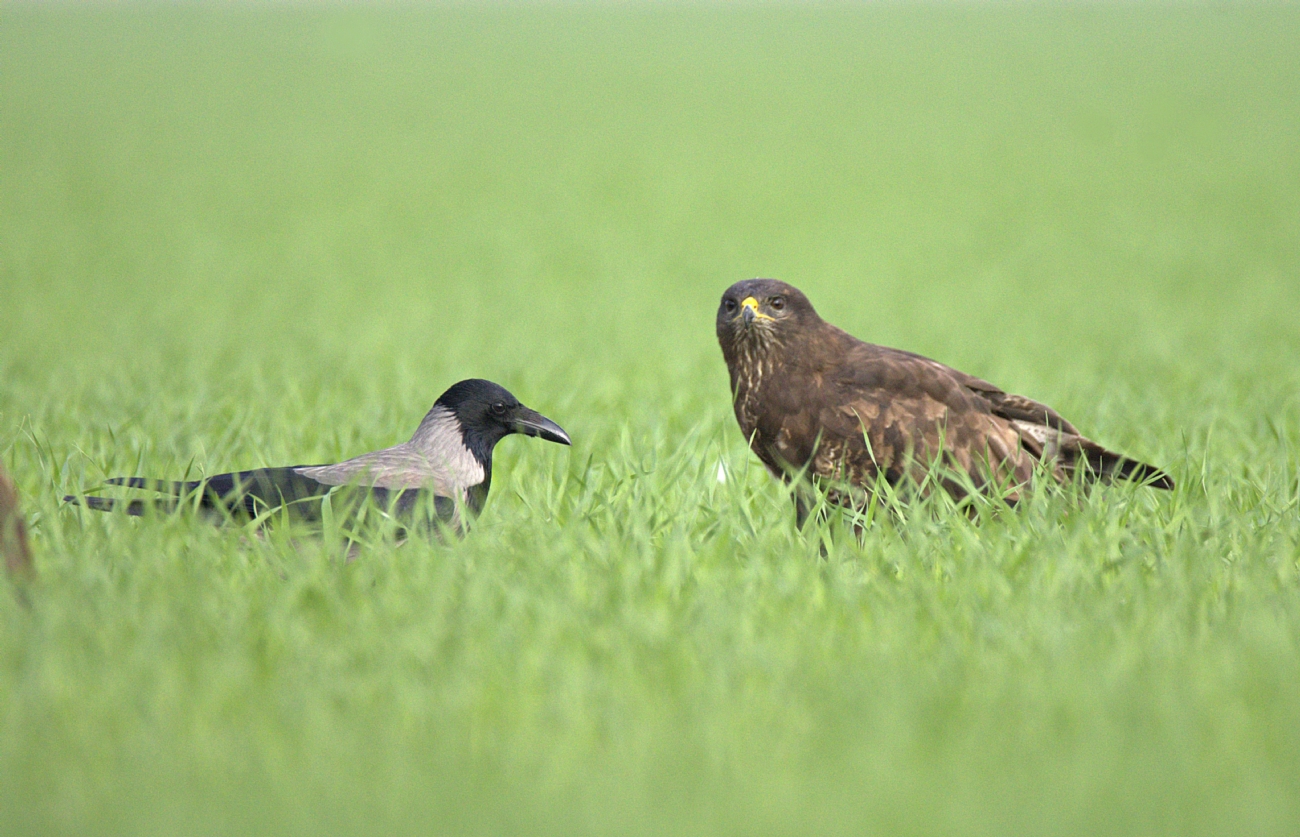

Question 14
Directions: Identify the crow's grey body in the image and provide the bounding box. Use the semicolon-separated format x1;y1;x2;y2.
65;379;570;535
297;405;485;492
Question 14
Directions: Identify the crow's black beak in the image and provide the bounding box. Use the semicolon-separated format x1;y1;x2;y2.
514;408;571;445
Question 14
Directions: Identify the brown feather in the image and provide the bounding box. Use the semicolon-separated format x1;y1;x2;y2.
1;465;34;581
716;279;1173;525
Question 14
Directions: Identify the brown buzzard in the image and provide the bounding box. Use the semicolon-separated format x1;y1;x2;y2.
1;464;33;581
716;279;1173;526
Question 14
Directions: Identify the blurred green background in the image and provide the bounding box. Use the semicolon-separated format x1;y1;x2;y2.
2;4;1299;836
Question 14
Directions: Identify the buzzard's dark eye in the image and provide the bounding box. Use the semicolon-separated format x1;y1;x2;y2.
723;298;737;313
490;402;508;417
770;296;786;311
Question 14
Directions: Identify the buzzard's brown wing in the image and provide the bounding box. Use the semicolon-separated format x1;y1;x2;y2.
936;364;1080;435
928;353;1171;488
814;335;1171;493
788;337;1038;502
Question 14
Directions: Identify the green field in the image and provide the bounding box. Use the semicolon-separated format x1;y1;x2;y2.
3;3;1299;835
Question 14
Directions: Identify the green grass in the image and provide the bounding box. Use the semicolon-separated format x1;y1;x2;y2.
3;3;1300;835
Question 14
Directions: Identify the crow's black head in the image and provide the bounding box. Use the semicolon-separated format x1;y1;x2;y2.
434;379;571;464
716;279;819;354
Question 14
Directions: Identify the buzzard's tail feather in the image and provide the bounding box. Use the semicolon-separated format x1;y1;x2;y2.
1064;436;1174;490
1012;420;1173;490
1102;454;1175;490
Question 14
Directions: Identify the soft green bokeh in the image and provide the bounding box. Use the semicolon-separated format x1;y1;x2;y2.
2;4;1298;835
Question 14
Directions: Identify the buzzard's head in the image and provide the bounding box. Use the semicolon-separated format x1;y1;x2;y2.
716;279;817;352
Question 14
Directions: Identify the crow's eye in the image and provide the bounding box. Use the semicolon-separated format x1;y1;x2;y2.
770;296;786;311
490;402;508;417
723;298;737;312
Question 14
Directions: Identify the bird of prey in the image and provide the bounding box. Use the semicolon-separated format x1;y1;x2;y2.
1;464;34;581
64;379;571;535
716;279;1173;527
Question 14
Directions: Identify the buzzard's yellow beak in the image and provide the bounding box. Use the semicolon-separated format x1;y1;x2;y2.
740;297;773;327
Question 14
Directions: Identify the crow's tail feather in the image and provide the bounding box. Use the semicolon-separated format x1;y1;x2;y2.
66;467;334;521
103;476;200;494
63;494;179;515
64;475;203;516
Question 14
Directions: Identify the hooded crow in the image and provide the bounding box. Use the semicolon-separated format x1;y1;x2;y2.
64;379;571;535
717;279;1173;527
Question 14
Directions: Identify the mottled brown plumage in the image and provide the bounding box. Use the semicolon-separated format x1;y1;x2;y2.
1;464;34;581
716;279;1173;526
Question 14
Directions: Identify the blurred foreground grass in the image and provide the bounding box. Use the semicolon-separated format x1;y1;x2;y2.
2;3;1299;835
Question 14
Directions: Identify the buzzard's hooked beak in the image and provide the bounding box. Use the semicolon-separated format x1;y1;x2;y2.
740;296;772;328
513;409;572;445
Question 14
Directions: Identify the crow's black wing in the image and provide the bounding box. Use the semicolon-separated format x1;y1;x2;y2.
88;467;333;520
66;468;326;518
69;467;458;526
